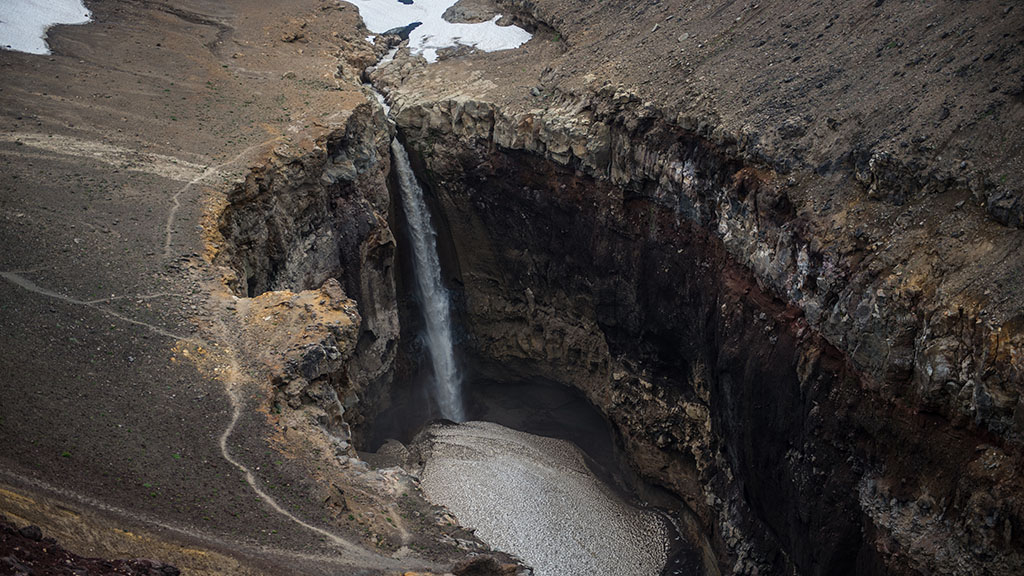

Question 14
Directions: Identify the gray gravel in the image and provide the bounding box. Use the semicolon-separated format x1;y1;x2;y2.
419;421;668;576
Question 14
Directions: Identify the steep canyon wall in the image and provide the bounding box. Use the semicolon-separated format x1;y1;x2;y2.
373;53;1023;575
211;99;400;441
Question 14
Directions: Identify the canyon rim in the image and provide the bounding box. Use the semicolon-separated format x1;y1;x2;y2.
0;1;1022;576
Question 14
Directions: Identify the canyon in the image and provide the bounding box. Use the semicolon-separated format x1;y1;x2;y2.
0;1;1022;575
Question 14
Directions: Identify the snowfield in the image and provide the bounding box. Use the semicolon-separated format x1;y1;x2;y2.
0;0;91;55
351;0;531;62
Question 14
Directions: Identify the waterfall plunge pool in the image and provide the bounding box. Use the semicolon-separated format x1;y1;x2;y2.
366;135;704;576
362;368;704;576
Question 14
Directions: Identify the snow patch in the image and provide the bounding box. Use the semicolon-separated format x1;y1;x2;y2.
349;0;531;63
420;421;668;576
0;0;91;55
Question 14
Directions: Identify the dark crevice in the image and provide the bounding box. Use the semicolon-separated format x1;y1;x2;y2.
361;134;714;576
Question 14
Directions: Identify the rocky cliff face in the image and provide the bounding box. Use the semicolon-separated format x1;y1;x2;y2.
3;0;1018;573
191;1;1023;572
370;31;1023;574
210;99;399;434
202;93;506;565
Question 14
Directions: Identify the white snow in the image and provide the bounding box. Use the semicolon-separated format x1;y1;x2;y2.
0;0;91;55
420;421;668;576
349;0;531;63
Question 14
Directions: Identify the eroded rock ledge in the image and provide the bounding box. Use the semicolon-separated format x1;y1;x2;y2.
371;47;1023;575
209;99;399;435
199;92;532;571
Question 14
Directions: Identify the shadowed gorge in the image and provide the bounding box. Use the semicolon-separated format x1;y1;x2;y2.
0;1;1021;575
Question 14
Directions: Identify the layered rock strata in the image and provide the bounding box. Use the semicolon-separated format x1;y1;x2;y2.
210;99;399;435
371;42;1023;575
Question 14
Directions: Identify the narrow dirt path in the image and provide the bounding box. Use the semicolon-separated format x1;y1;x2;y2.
0;271;194;342
162;137;285;258
0;271;429;572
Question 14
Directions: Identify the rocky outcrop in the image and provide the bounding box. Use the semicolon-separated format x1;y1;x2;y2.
371;50;1023;576
441;0;505;25
201;93;504;565
240;279;361;455
0;517;181;576
209;97;399;438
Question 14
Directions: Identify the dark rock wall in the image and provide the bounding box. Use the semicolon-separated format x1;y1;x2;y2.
202;52;1022;574
216;102;389;300
212;100;400;434
395;114;1023;575
409;139;864;574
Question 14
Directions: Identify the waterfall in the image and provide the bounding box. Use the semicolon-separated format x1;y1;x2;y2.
390;138;465;422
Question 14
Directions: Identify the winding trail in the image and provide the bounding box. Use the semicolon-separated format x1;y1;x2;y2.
214;353;399;565
0;271;194;342
0;468;397;570
0;270;428;572
162;137;285;258
81;292;185;305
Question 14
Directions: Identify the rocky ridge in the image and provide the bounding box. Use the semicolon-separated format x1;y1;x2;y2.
204;81;509;569
209;95;400;438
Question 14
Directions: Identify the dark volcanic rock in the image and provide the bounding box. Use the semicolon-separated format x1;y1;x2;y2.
442;0;502;24
384;21;423;41
0;517;180;576
451;554;520;576
16;525;42;542
373;40;1024;572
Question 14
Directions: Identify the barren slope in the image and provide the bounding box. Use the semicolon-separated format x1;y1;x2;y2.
0;1;492;574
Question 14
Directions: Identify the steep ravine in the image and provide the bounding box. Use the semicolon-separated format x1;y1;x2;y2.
204;90;523;571
368;47;1024;575
202;25;1022;576
2;0;1018;574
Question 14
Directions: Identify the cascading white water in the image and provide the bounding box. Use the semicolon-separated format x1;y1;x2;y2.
390;138;465;422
